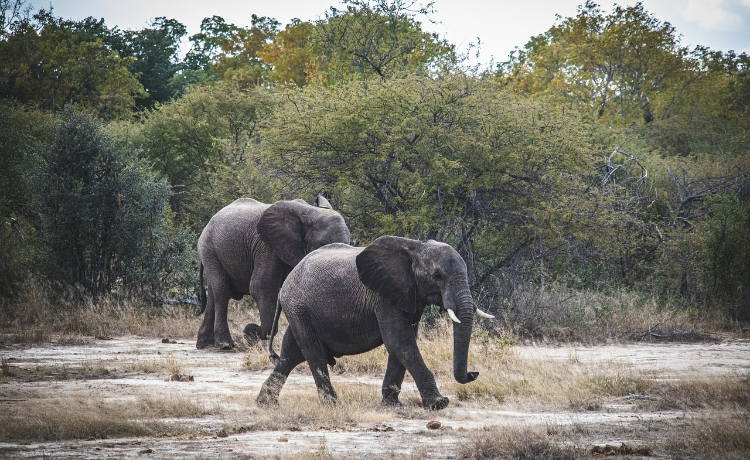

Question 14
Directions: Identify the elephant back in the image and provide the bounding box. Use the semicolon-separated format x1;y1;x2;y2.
198;199;268;252
279;244;364;311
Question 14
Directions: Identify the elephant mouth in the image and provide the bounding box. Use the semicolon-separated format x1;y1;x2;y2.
423;292;442;306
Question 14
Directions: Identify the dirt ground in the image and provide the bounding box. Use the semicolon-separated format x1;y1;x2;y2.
1;335;749;459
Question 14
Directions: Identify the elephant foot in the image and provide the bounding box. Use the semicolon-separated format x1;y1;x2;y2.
258;372;286;407
317;387;338;406
381;397;405;408
256;391;279;407
423;396;449;411
243;323;266;344
196;336;215;349
381;387;403;407
215;338;235;350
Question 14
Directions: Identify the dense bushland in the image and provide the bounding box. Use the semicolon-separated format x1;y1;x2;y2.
1;0;748;335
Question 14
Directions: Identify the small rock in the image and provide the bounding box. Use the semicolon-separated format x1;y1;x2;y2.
217;429;229;438
138;448;153;455
278;437;289;442
427;420;442;430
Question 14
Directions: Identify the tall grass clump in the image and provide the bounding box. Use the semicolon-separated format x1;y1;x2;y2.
458;424;582;459
490;284;737;342
664;410;750;460
0;277;261;342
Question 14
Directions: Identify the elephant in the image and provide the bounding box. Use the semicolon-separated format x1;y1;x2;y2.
196;196;351;349
256;236;494;410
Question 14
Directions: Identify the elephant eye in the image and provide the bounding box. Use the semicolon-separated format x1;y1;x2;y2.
433;270;443;280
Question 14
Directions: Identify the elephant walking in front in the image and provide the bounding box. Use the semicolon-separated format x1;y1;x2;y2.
196;196;350;349
257;236;493;410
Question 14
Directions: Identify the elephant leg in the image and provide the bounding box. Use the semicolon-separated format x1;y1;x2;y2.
289;316;337;404
211;287;235;350
380;320;448;410
244;289;279;344
382;322;420;406
307;353;337;405
381;353;407;407
196;285;216;349
257;329;305;406
247;260;287;344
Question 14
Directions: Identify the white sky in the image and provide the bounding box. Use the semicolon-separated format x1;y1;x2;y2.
40;0;750;65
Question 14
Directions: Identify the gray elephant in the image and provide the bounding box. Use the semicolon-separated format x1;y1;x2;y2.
196;196;350;349
256;236;494;410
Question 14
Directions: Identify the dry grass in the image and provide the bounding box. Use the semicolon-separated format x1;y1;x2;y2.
653;372;750;410
2;278;744;346
458;424;582;459
663;410;750;460
0;277;260;344
245;384;397;432
495;285;741;342
0;396;221;441
393;320;653;410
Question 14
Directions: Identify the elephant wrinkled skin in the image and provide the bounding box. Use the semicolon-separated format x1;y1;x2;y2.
196;196;350;349
257;236;491;410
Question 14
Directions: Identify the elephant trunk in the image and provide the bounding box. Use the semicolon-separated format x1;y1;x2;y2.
445;279;477;385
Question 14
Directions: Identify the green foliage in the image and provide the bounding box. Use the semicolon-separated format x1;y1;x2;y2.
0;8;145;119
0;102;50;297
257;19;317;88
135;83;277;230
264;75;597;298
184;14;279;88
34;105;195;297
499;1;688;125
107;17;187;109
309;0;457;83
1;0;749;323
643;48;750;157
698;193;750;320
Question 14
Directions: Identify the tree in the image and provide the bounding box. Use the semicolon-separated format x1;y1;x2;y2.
263;75;598;303
309;0;456;83
0;102;49;297
499;1;689;125
108;17;187;109
643;48;750;157
185;14;279;87
135;83;277;230
0;8;145;119
257;19;317;87
35;105;194;297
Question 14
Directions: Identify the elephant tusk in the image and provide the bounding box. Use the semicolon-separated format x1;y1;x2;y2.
447;308;461;324
475;308;495;319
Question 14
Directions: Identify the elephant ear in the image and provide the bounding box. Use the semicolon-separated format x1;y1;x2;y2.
356;236;421;314
257;200;308;267
315;195;332;209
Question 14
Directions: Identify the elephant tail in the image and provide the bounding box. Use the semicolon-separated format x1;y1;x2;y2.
268;297;284;365
197;262;207;316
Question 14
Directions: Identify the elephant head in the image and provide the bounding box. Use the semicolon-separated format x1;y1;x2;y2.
257;196;351;268
356;236;493;385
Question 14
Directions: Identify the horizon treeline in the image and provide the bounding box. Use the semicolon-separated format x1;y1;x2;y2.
1;0;748;324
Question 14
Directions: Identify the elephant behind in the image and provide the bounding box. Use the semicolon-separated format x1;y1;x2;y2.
196;196;350;349
257;236;493;410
